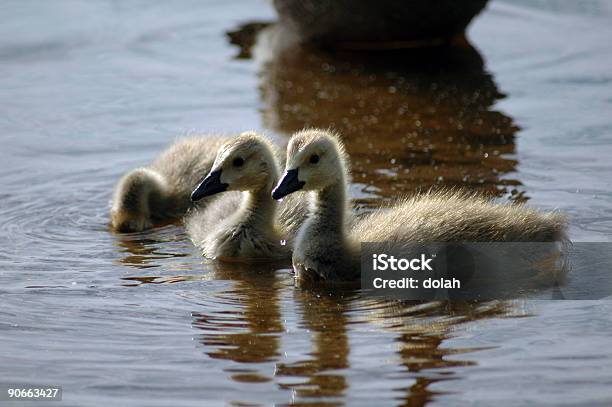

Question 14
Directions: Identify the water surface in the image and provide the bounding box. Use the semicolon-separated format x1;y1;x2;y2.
1;1;612;406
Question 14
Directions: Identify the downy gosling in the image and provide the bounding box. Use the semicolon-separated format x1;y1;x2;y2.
110;136;231;233
186;132;308;262
272;129;568;282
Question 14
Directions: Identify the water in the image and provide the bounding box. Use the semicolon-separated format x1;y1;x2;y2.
1;1;612;406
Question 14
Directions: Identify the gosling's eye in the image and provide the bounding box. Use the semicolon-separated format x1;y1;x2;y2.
233;157;245;167
309;154;320;164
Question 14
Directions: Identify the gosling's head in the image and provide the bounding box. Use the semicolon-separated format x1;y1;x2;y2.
191;132;280;201
110;168;162;233
272;129;348;200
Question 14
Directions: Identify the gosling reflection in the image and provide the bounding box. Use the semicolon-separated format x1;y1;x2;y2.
276;288;352;401
366;300;512;406
191;262;285;383
112;225;190;269
250;25;522;203
396;321;474;407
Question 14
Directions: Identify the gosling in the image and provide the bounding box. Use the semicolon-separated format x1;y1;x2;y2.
272;129;568;281
110;136;231;232
186;132;308;262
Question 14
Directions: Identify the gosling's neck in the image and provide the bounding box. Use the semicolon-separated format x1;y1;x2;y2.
239;181;277;231
310;175;351;236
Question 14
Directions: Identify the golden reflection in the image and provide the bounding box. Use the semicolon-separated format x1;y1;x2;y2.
112;225;190;269
272;288;515;406
366;300;514;407
276;288;353;402
247;24;523;205
191;262;286;383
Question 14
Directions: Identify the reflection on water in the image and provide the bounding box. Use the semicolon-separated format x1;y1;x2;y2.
277;290;351;401
113;225;191;269
250;25;523;205
362;300;513;407
193;263;283;371
182;257;516;405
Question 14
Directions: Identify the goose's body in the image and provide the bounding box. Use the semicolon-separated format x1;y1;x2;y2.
186;132;308;262
272;129;568;281
355;191;567;243
110;136;230;232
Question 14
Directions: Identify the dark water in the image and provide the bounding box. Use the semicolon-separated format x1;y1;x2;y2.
1;1;612;406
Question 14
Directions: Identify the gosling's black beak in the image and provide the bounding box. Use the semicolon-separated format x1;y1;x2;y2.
191;170;228;201
272;168;305;200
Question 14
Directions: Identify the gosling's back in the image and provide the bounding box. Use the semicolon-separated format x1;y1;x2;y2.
111;136;229;232
354;191;567;243
149;136;229;205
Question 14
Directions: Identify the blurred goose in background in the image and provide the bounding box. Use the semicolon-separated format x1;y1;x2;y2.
110;136;230;233
272;129;567;281
187;132;308;262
